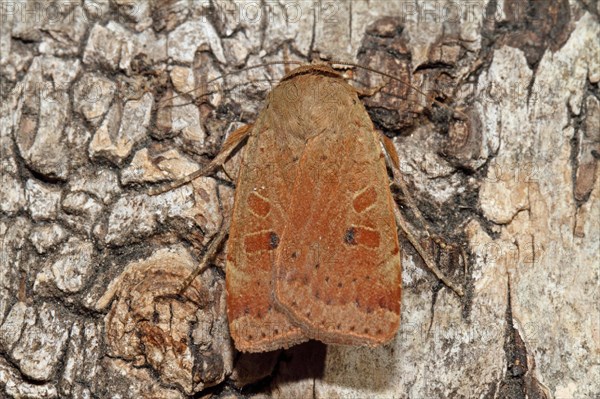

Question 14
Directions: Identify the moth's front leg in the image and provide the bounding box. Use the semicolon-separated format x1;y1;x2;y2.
148;124;253;196
380;132;465;297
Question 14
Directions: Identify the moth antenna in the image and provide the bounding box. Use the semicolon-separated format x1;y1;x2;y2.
328;60;468;121
157;61;305;107
158;77;281;110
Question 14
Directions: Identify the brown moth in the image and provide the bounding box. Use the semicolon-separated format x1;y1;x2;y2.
154;62;464;353
226;64;401;352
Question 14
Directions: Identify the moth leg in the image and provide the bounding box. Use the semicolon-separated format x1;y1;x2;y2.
393;204;464;297
178;217;230;295
379;134;431;235
380;134;464;297
149;124;252;195
381;134;465;263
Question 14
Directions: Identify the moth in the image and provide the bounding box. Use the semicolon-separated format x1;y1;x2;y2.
153;63;464;353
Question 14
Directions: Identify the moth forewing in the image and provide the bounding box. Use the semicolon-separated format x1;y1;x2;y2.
225;92;308;353
269;70;401;345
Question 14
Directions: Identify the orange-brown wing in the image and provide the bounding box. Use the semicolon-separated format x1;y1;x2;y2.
226;116;307;352
273;108;401;346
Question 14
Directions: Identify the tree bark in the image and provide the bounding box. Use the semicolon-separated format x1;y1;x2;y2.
0;1;598;398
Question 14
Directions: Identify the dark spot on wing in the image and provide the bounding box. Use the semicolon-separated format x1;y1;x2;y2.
269;232;279;249
344;227;357;245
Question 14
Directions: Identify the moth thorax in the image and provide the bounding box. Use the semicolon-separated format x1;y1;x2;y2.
270;74;353;141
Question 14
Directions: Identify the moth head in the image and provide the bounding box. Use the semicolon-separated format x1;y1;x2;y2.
280;63;342;82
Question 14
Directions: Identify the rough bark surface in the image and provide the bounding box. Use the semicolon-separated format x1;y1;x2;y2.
0;1;598;398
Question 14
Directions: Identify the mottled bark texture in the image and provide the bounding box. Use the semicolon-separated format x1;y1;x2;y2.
0;1;598;398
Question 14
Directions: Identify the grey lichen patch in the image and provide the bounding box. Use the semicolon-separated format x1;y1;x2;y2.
0;119;26;214
155;95;207;150
103;193;159;246
1;356;59;399
37;2;88;57
14;56;80;180
0;302;36;351
73;72;117;125
25;179;62;222
0;172;26;215
167;19;226;64
114;1;153;32
8;302;72;381
478;46;533;225
99;245;233;395
34;237;95;295
0;42;34;82
121;148;200;185
68;168;121;205
29;223;68;254
83;22;167;73
89;92;154;165
60;321;101;397
0;218;31;298
82;24;127;72
60;192;104;235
